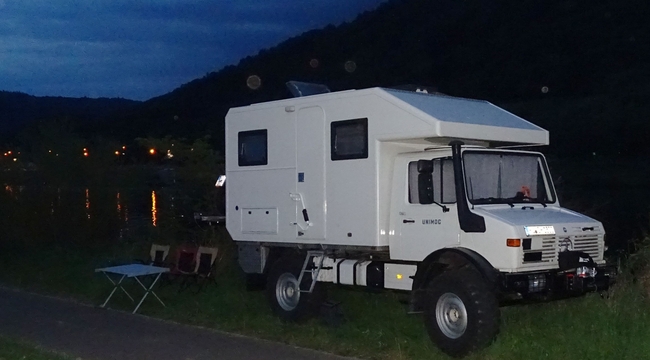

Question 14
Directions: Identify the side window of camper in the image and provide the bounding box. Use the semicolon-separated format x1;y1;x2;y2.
331;118;368;161
238;129;267;166
408;158;456;204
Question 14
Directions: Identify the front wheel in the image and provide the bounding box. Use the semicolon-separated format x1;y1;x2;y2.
424;269;500;358
266;256;324;322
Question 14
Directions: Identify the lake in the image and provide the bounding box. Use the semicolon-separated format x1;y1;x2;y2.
1;157;648;257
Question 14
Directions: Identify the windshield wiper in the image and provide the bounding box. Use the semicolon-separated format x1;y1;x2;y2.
474;197;498;203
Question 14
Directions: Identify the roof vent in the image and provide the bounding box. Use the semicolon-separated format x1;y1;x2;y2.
391;84;442;95
286;81;330;98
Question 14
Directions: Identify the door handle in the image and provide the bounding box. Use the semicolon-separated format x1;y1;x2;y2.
403;219;415;224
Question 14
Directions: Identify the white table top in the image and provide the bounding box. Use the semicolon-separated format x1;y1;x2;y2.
95;264;170;277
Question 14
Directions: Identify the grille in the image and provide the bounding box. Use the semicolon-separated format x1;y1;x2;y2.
520;234;604;266
572;235;602;261
522;237;557;264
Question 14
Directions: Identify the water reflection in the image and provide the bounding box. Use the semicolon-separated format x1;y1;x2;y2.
85;188;90;219
151;190;157;227
0;184;183;247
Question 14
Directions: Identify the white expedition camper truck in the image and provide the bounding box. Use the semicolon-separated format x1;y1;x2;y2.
225;87;614;357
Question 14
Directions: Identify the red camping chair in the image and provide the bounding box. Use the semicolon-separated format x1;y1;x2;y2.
164;244;198;286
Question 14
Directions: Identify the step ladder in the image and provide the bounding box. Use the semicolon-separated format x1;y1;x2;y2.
297;250;325;293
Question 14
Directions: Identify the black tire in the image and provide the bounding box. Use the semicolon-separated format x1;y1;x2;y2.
424;269;500;358
266;256;325;322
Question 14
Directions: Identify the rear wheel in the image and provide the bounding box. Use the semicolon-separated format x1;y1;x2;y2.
424;269;500;357
266;256;324;321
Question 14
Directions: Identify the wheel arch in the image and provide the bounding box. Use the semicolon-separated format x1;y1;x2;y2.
412;247;499;292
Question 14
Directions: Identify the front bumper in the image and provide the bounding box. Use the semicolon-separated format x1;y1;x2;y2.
502;265;617;298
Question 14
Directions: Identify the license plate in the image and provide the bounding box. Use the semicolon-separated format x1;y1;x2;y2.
524;225;555;236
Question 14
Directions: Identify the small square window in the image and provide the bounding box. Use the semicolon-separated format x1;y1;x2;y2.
238;129;267;166
331;118;368;161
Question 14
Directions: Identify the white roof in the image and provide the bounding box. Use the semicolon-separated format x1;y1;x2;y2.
377;88;548;146
229;87;549;147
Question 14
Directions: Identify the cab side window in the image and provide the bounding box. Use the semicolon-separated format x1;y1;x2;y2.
408;158;456;204
435;158;456;203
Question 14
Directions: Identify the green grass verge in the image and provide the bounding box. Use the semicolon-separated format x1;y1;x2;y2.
1;239;650;360
0;336;72;360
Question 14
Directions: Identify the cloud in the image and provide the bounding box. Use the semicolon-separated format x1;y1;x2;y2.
0;0;386;100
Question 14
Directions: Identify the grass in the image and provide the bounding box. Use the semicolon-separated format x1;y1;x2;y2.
0;336;72;360
1;182;650;359
2;238;650;360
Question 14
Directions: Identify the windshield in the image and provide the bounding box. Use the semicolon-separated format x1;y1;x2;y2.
463;151;556;205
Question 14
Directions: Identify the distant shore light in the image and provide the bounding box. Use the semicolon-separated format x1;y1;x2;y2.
149;148;156;155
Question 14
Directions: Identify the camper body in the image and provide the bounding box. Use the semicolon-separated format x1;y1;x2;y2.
225;88;614;357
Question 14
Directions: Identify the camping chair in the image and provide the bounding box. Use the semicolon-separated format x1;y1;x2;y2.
148;244;171;267
134;244;170;267
179;246;219;293
165;244;198;286
172;244;198;274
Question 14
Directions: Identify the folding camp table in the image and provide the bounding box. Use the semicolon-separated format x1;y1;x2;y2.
95;264;170;314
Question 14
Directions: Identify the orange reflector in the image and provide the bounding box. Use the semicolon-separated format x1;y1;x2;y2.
506;238;521;247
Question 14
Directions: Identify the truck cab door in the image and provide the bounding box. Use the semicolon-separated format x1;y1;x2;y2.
391;156;460;261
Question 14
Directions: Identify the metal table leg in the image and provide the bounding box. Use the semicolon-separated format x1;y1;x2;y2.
100;273;133;308
132;272;165;314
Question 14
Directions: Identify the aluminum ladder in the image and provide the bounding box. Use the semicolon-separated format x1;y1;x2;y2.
297;250;325;293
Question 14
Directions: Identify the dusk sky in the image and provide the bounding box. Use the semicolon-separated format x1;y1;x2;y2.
0;0;386;101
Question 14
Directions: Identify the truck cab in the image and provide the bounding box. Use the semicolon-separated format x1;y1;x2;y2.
390;146;605;268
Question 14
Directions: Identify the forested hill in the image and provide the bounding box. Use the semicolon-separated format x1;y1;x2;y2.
12;0;650;157
0;91;140;140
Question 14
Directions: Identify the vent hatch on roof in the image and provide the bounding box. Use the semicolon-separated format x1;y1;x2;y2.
286;81;330;97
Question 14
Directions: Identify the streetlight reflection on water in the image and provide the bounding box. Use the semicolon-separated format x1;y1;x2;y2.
2;185;163;229
151;190;157;227
85;188;90;219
